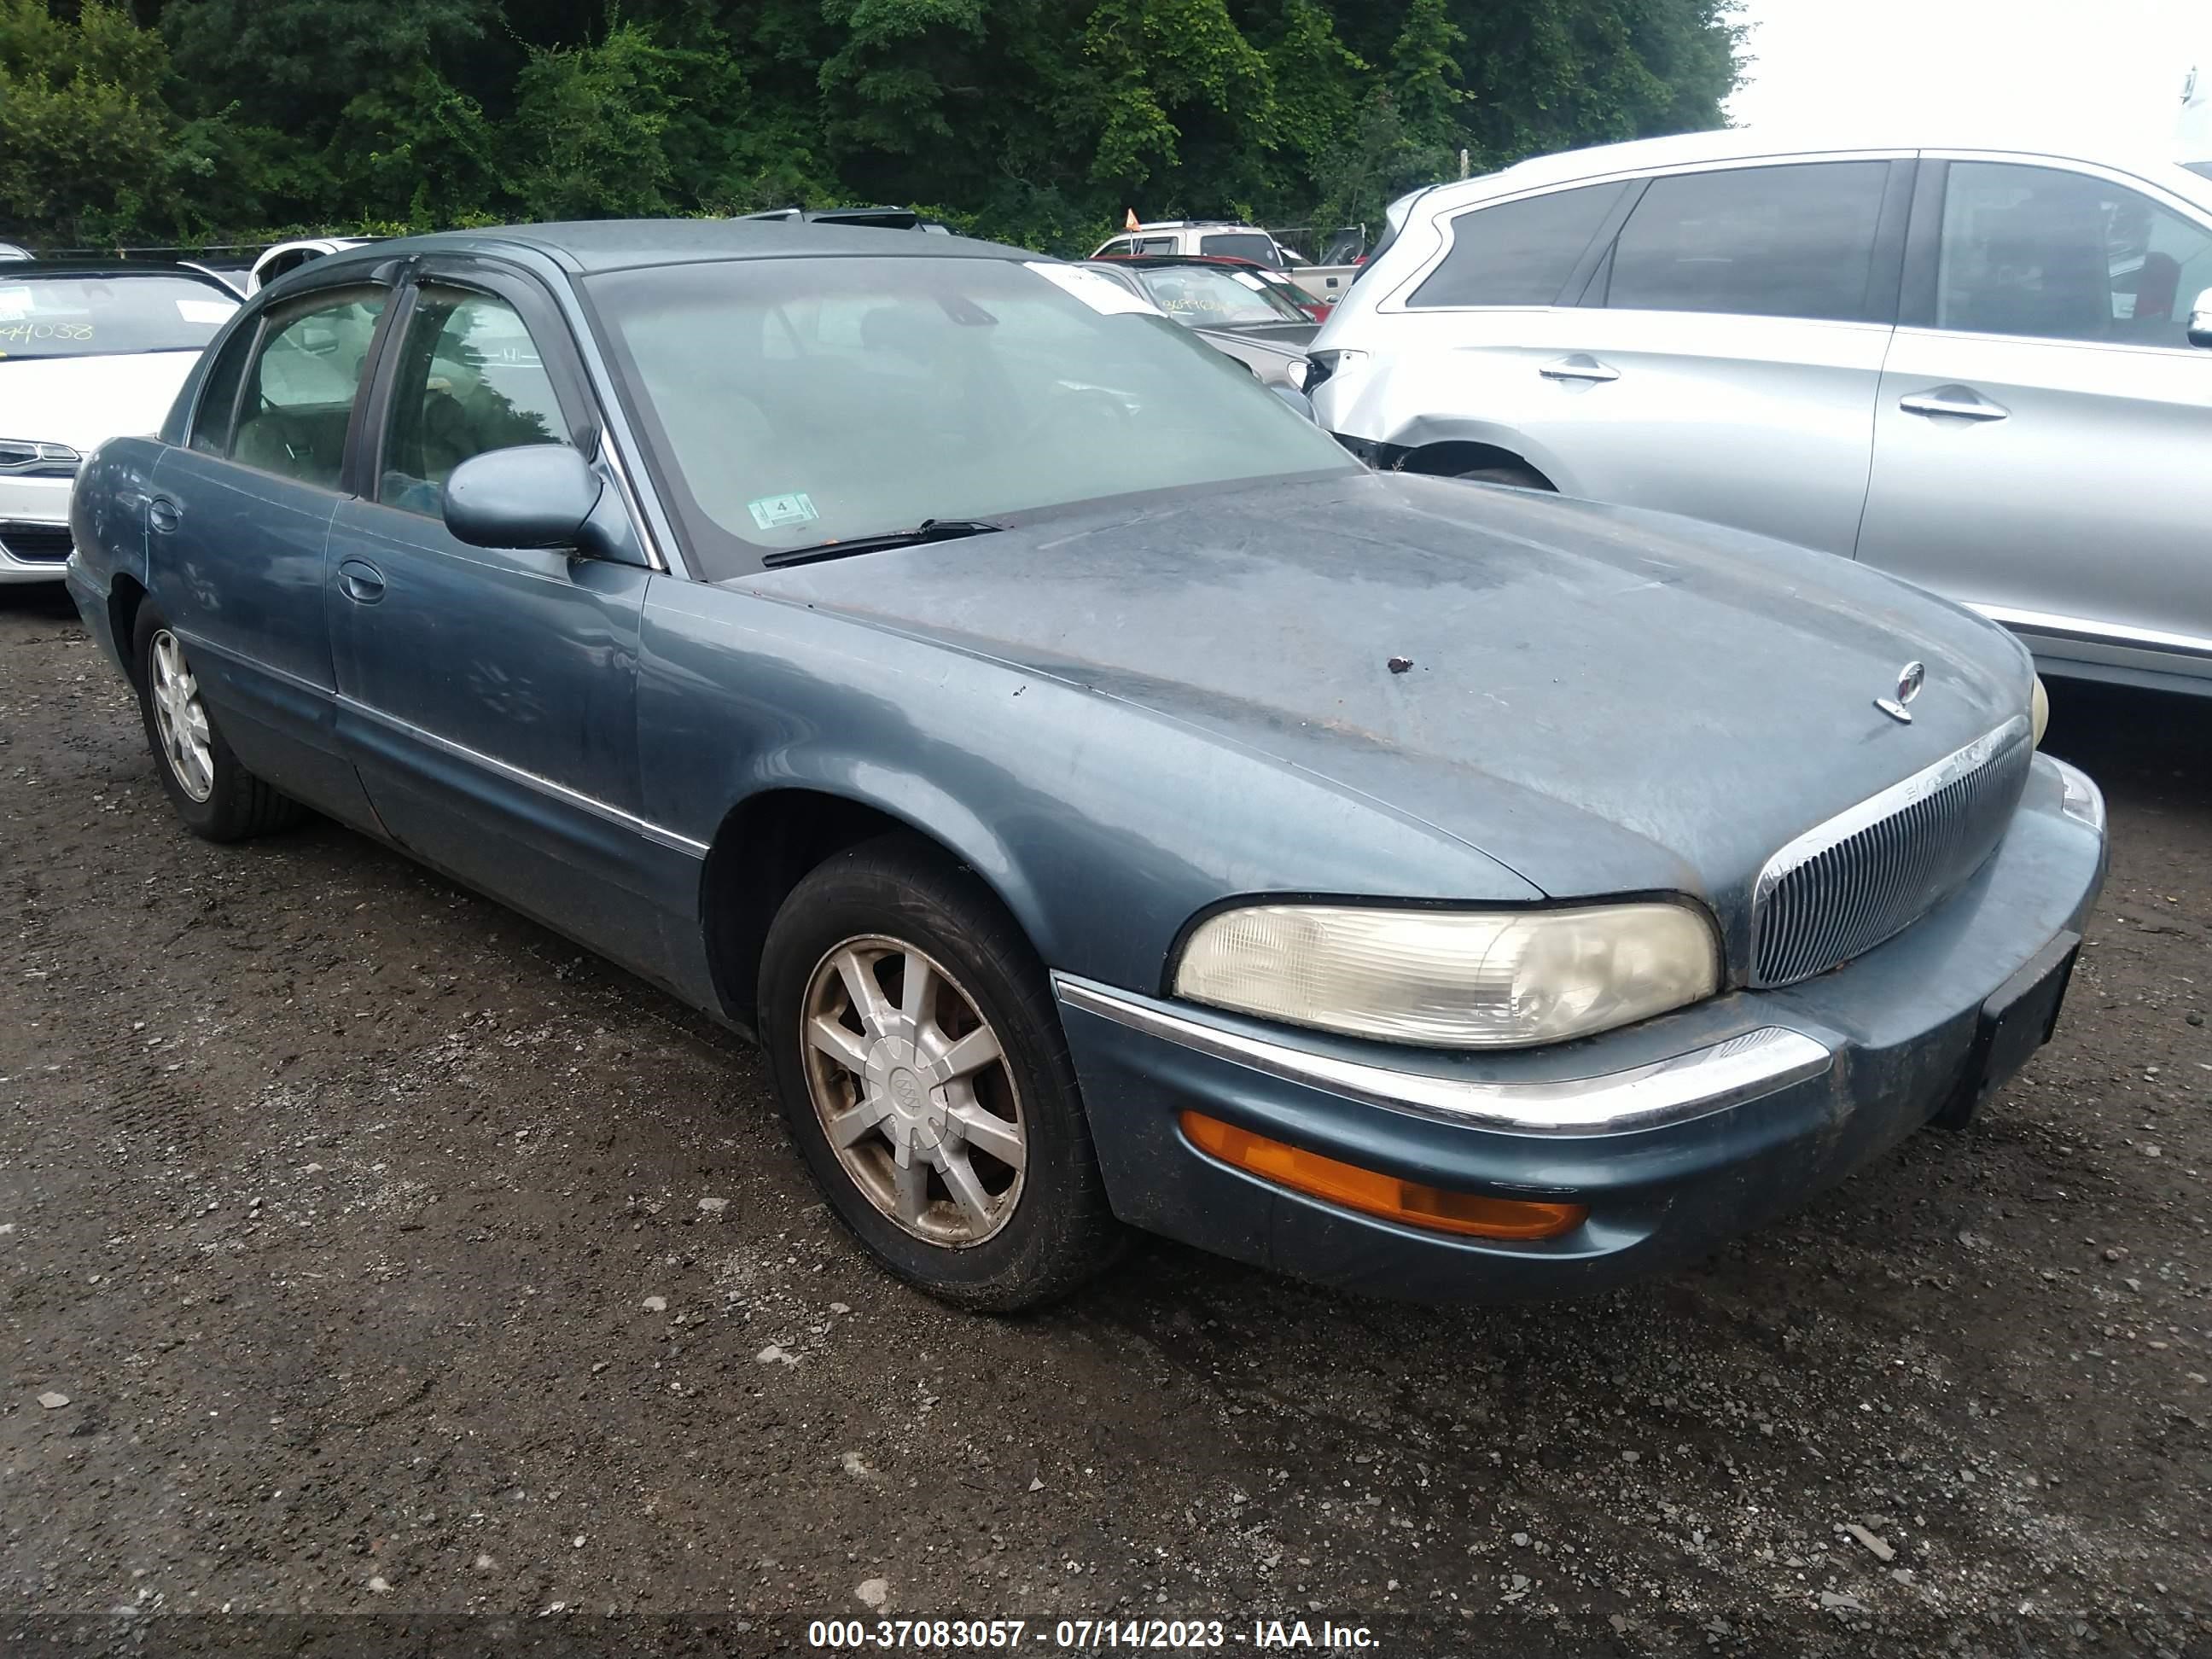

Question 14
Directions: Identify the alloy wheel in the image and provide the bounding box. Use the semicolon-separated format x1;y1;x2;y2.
148;630;214;803
799;934;1027;1247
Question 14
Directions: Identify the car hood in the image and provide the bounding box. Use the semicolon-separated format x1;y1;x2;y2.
0;352;199;451
755;471;2030;945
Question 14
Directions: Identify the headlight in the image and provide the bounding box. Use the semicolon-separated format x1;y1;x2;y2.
2031;674;2049;747
1173;901;1721;1049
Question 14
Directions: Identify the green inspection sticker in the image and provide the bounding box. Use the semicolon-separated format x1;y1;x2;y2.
748;492;819;531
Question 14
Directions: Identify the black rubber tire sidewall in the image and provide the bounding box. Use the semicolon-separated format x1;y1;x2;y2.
758;835;1121;1312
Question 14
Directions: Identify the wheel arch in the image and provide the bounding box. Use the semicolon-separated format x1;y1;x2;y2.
698;783;1050;1033
1398;439;1558;489
109;573;149;690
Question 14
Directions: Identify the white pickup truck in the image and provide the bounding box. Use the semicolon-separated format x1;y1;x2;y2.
1089;220;1365;306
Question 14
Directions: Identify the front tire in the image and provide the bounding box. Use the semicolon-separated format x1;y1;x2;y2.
759;835;1122;1311
132;607;306;841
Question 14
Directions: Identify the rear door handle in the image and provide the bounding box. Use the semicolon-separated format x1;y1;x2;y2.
337;558;387;604
1540;353;1620;383
1899;386;2010;422
147;495;182;534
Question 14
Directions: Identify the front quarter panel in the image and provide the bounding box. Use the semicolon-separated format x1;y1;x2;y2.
636;579;1543;999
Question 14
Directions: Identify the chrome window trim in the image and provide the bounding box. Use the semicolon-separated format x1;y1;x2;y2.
1753;716;2032;914
1971;602;2212;661
334;693;707;856
1053;974;1832;1137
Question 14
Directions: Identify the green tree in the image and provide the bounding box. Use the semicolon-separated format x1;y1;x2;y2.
1389;0;1464;152
0;0;189;242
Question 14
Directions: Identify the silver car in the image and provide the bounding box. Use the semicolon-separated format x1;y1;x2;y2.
1310;130;2212;697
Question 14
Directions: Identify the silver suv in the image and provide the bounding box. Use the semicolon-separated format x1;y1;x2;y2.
1309;130;2212;697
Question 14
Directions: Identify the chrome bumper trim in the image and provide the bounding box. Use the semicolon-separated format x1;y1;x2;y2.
1053;975;1833;1137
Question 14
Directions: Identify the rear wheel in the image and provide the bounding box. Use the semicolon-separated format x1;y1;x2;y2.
759;835;1122;1310
132;607;306;841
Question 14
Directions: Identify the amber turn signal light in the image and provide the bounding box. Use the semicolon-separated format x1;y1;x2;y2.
1179;1112;1587;1241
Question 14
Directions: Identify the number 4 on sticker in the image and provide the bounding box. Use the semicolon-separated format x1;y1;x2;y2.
748;492;818;531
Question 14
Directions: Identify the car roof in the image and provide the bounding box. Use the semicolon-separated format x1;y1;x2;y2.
0;258;238;288
306;218;1026;279
1414;127;2212;216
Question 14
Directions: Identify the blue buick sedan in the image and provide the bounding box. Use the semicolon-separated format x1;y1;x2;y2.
67;222;2107;1310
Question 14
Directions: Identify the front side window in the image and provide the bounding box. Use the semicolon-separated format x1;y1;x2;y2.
1936;162;2212;346
231;293;387;486
1605;161;1891;322
379;290;570;516
587;254;1355;579
0;274;235;360
1409;183;1627;308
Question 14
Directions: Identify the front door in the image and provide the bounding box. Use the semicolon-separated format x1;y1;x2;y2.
1857;158;2212;688
325;272;671;977
1521;158;1907;556
146;285;390;826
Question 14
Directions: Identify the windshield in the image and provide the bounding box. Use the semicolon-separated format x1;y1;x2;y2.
1131;264;1309;327
586;255;1354;577
0;274;236;359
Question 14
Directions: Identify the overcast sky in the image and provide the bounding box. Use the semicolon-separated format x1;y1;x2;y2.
1724;0;2209;153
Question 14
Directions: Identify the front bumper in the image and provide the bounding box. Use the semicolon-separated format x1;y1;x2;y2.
0;474;74;585
1058;752;2108;1301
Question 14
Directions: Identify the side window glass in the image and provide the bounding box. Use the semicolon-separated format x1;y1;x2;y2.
1097;239;1133;258
1409;183;1627;307
1606;161;1890;322
1937;162;2212;346
381;290;570;517
188;325;256;456
232;294;387;486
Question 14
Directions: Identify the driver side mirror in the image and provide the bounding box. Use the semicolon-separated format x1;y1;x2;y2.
444;444;624;558
2191;287;2212;348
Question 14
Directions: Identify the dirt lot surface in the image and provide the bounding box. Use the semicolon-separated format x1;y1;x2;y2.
2;588;2208;1659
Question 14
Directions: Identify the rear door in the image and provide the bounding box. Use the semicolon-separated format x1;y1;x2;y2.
145;280;393;826
323;261;677;979
1490;157;1911;555
1856;157;2212;688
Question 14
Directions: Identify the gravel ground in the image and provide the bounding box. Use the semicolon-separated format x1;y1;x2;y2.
2;587;2208;1659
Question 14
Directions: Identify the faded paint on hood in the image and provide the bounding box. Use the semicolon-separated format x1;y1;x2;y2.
754;471;2033;945
0;352;200;452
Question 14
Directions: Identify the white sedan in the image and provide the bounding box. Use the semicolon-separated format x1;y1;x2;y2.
1;262;239;583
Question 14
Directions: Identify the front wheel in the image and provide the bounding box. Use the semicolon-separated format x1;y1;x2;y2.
132;607;306;841
759;835;1122;1310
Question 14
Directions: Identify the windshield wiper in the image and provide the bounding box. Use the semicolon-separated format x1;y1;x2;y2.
760;518;1004;568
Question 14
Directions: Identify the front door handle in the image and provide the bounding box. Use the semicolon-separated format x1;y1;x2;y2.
1540;353;1620;383
147;495;182;534
1899;386;2010;422
337;558;387;604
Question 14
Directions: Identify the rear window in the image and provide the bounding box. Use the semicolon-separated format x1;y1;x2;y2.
0;274;236;358
1409;184;1627;307
1199;232;1278;266
1605;161;1891;322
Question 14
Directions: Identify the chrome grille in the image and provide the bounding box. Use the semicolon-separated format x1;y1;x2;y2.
1750;717;2034;987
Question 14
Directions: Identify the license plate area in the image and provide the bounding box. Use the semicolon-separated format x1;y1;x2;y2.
1932;930;2081;1129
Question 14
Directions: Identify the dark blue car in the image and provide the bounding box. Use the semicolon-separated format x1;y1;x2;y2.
67;221;2107;1310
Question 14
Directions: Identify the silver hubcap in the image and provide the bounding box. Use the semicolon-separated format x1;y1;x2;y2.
800;936;1026;1247
149;631;214;803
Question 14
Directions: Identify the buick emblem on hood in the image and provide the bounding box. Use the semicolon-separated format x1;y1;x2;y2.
1875;661;1925;725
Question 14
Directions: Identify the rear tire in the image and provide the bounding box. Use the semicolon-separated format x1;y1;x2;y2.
1455;464;1554;492
132;606;306;841
759;834;1123;1311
